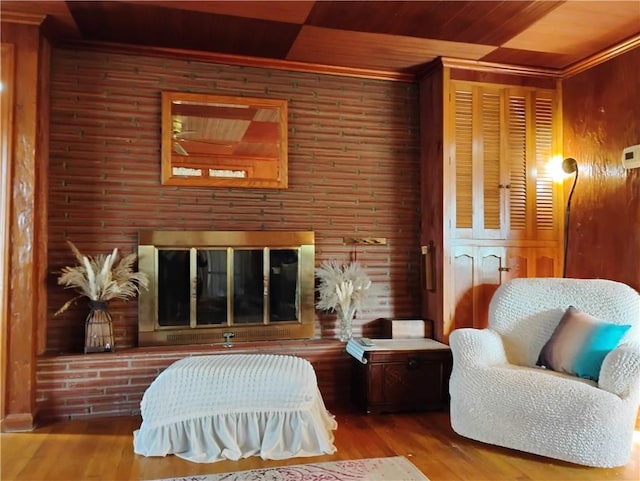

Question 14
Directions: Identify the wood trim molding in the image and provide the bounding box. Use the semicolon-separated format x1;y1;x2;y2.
35;36;51;355
562;33;640;79
61;40;416;83
439;57;562;79
1;413;36;432
0;11;45;26
0;42;15;428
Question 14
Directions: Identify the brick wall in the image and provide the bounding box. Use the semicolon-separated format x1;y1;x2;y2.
47;48;422;353
42;47;421;420
37;341;352;421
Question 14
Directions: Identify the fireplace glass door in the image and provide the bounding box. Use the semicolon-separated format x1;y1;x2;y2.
138;230;315;346
156;247;299;328
196;249;228;325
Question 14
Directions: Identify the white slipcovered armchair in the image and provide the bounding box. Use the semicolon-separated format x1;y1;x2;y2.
449;277;640;467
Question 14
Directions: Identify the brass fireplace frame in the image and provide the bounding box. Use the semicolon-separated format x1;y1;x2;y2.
137;230;315;346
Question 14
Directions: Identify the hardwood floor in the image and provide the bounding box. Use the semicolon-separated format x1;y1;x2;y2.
1;408;639;481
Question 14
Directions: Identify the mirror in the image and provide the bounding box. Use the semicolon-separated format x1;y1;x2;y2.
161;91;288;189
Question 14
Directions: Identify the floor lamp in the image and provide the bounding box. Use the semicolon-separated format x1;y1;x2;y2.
562;157;578;278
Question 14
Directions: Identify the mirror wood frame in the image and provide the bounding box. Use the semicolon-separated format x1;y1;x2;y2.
161;91;288;189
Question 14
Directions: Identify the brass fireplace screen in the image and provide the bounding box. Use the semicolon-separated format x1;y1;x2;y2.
137;231;315;346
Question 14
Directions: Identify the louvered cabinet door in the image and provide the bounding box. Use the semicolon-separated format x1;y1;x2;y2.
451;84;505;240
506;89;560;241
452;86;474;239
450;82;561;242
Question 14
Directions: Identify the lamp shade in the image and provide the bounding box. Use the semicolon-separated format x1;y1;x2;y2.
562;157;578;174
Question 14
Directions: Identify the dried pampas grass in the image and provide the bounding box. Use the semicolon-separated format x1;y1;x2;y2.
315;260;375;320
55;240;149;316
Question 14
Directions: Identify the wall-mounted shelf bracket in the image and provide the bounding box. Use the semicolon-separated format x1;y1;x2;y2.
343;237;387;245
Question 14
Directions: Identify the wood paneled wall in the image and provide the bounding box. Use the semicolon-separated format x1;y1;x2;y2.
46;48;421;353
562;47;640;291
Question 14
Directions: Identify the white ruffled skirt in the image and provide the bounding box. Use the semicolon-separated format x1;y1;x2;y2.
133;353;337;463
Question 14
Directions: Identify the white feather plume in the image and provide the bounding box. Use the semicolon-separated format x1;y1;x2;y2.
55;241;149;316
315;260;375;319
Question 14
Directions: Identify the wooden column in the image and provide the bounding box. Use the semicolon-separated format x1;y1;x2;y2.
418;61;446;342
0;42;15;433
0;19;49;432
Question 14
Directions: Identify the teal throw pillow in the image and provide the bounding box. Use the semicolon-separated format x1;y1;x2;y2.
536;306;631;381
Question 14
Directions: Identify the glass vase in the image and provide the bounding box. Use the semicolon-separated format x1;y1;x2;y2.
85;301;114;353
337;306;355;342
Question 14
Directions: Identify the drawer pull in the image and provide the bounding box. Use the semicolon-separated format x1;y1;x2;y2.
407;358;420;370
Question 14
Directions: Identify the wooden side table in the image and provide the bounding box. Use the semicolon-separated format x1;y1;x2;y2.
348;338;452;414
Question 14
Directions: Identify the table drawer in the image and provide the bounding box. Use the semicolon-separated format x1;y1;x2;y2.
366;349;450;364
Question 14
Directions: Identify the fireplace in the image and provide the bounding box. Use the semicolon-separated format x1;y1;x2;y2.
137;231;315;346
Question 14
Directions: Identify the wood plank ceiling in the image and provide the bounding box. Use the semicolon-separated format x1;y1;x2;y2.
2;1;640;78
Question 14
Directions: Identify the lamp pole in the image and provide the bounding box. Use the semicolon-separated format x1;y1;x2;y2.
562;158;578;278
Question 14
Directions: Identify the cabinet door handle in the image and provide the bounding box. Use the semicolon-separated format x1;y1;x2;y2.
407;358;420;370
498;267;511;272
498;184;511;189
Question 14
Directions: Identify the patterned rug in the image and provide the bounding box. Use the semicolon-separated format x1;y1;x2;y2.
150;456;430;481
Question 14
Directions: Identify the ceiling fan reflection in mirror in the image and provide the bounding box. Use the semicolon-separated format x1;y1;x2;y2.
172;118;195;156
171;117;235;156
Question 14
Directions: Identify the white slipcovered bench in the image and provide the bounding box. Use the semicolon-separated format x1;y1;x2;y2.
133;353;337;463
